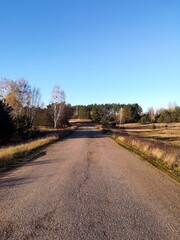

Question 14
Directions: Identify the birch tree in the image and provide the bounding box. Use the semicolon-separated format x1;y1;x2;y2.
148;106;155;123
51;85;66;128
119;107;124;126
29;87;41;121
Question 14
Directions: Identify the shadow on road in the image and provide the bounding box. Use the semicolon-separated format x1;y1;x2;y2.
0;176;32;188
65;124;108;140
0;151;48;180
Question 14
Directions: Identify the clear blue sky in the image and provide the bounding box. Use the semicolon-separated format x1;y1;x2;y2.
0;0;179;112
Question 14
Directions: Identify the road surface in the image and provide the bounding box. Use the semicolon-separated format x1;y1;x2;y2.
0;126;179;240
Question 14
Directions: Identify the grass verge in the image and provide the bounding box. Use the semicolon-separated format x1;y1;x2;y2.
0;128;75;171
111;134;180;183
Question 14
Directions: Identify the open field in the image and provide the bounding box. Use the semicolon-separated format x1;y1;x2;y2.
120;122;180;147
69;118;92;123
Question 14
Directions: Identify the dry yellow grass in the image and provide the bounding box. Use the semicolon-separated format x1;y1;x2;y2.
111;122;180;170
0;127;77;169
69;119;92;123
122;123;180;147
0;136;58;167
38;125;77;132
38;126;61;131
114;134;180;167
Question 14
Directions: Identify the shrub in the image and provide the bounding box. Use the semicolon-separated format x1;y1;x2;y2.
139;114;151;123
13;114;39;139
101;120;109;128
109;121;116;128
151;124;156;129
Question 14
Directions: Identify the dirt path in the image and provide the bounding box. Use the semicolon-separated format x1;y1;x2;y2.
0;126;179;240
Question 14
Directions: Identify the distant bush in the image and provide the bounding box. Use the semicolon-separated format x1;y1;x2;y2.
139;114;151;124
101;119;116;129
157;107;180;123
151;124;156;129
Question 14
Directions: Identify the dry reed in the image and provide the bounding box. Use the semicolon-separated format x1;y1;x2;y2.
112;132;180;168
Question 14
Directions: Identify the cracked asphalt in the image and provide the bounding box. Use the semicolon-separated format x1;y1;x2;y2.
0;125;179;240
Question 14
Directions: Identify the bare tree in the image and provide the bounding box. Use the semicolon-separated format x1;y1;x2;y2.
119;107;124;126
0;78;31;115
0;78;22;114
148;106;155;123
29;87;41;121
51;85;66;128
16;78;31;111
0;78;14;100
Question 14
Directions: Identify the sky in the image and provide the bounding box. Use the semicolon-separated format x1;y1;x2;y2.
0;0;180;112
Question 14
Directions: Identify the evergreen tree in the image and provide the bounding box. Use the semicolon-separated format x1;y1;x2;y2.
0;100;14;144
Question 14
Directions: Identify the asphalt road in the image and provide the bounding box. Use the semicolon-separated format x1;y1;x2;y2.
0;126;179;240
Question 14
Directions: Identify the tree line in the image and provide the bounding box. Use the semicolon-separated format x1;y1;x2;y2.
72;103;180;126
1;77;180;144
72;103;142;125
